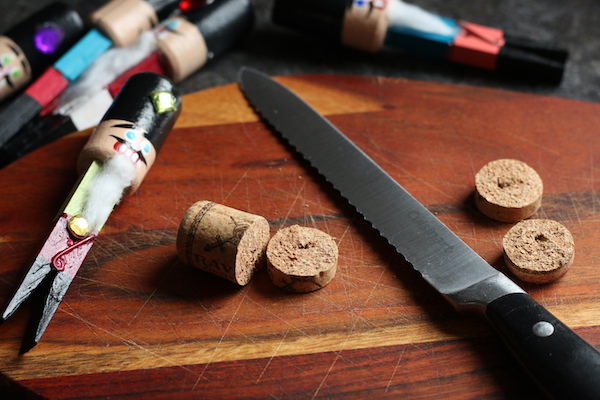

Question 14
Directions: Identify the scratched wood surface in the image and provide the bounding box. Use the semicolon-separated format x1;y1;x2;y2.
1;75;600;399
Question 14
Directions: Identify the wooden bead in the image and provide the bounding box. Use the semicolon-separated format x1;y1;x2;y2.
78;119;157;193
503;219;574;283
155;17;208;83
176;201;270;285
91;0;158;47
266;225;338;293
0;37;31;101
341;2;388;52
474;159;543;222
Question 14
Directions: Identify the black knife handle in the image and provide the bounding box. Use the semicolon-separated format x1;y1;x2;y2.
486;293;600;399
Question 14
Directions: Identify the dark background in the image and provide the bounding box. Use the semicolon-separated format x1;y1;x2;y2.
1;0;599;103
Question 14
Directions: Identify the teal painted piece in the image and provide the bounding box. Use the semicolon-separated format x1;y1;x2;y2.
54;29;113;82
384;17;460;60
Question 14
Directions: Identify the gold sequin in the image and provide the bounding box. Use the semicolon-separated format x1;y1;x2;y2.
150;91;176;114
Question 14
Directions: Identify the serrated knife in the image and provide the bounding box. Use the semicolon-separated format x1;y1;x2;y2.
238;68;600;399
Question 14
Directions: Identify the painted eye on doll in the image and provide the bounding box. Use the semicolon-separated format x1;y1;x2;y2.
10;68;21;79
125;130;136;140
142;142;151;155
165;19;180;30
1;54;12;65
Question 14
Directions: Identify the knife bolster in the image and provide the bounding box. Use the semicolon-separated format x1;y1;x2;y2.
446;272;524;313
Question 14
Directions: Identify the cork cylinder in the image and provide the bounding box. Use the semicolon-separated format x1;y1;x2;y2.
0;2;84;101
77;73;181;192
176;201;271;286
503;219;574;283
266;225;338;293
474;159;543;222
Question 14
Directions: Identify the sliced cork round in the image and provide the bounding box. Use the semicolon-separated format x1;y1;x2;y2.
475;159;543;223
266;225;338;293
503;219;574;283
176;201;270;286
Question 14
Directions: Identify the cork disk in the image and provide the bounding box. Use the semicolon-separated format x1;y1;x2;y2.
176;201;270;285
503;219;574;283
475;159;543;222
266;225;338;293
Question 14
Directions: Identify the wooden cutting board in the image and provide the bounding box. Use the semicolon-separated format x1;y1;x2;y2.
1;74;599;399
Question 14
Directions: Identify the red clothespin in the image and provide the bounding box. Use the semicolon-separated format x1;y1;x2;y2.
448;21;506;70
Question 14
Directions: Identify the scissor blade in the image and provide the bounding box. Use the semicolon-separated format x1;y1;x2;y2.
2;256;52;321
23;215;96;350
1;212;76;321
21;272;75;353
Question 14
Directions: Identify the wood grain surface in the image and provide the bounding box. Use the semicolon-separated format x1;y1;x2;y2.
1;74;599;399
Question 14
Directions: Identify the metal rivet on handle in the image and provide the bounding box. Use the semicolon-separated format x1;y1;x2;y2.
532;321;555;337
67;215;91;238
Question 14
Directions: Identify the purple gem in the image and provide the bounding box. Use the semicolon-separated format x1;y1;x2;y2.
34;26;63;54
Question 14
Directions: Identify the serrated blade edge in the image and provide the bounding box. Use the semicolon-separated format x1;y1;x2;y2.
239;68;522;306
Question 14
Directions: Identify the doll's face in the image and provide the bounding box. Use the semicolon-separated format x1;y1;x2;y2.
353;0;387;9
0;37;30;99
109;123;153;166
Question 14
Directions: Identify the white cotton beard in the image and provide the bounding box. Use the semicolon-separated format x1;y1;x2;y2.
82;154;136;232
387;0;457;36
54;31;157;116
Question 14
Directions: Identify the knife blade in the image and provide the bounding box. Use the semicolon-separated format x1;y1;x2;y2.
238;67;600;399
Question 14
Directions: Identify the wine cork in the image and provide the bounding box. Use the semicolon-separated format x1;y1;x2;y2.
176;201;270;285
474;159;543;222
503;219;574;283
341;1;389;53
266;225;338;293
